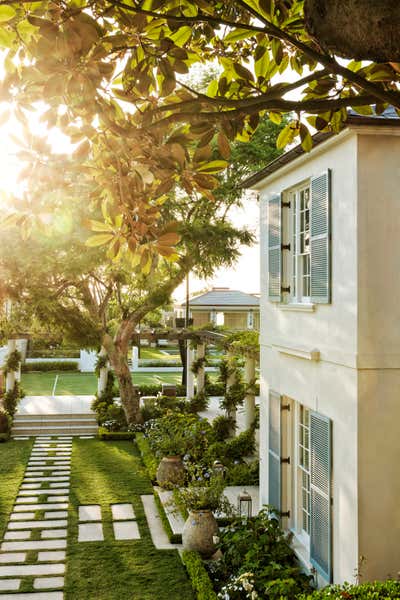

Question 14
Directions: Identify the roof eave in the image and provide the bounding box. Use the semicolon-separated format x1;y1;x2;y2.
241;117;400;189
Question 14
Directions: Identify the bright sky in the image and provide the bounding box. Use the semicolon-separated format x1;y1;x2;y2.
174;195;260;302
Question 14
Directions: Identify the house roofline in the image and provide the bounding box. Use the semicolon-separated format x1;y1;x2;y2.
241;115;400;189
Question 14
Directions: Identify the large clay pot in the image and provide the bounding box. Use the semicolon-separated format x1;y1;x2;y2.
182;509;219;558
156;455;185;488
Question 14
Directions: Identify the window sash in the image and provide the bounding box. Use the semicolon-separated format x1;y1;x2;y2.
290;186;311;303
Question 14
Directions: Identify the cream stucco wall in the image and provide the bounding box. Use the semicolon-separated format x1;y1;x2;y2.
259;132;360;584
356;133;400;580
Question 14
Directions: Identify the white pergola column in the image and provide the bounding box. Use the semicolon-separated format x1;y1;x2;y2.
186;344;195;400
196;342;206;394
131;346;139;371
97;346;109;396
5;339;17;392
244;354;256;429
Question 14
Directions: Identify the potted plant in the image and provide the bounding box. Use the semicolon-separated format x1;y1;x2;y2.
176;464;234;558
147;413;212;488
155;430;187;488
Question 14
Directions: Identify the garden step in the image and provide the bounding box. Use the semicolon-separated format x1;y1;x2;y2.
154;488;185;537
11;426;98;436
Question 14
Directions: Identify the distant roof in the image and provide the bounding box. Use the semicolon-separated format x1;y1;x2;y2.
182;288;260;308
242;106;400;188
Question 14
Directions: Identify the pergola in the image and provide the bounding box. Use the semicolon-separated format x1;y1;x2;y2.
128;327;259;429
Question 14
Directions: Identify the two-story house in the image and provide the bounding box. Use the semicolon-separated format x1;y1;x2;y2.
244;108;400;586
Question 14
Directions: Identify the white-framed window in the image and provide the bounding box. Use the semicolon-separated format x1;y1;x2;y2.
298;404;311;539
290;186;311;303
266;170;331;305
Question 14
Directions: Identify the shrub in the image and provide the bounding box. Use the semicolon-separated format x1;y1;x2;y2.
136;432;158;481
298;580;400;599
205;383;225;396
181;551;218;600
188;391;209;413
225;461;259;486
204;430;255;466
0;410;11;434
146;412;213;461
212;508;312;598
3;382;24;417
211;415;234;441
97;428;135;441
22;361;79;372
138;383;186;397
91;372;126;431
0;433;10;442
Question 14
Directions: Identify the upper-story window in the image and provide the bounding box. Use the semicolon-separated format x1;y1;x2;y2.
290;186;311;303
266;170;331;305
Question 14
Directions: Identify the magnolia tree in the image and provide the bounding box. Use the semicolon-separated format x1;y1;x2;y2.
0;0;399;251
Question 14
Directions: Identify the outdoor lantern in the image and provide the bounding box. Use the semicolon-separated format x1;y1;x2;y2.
237;489;252;518
212;460;226;479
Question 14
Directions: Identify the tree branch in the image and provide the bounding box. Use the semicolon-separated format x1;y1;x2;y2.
149;94;382;127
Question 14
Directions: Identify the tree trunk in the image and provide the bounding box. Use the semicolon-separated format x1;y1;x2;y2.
102;333;142;425
304;0;400;62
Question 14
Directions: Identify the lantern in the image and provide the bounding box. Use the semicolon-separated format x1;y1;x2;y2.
212;460;226;478
237;489;252;518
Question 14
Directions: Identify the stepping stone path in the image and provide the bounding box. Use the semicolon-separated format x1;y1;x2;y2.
0;436;72;598
77;503;140;542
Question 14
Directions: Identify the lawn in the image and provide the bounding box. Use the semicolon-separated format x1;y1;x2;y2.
0;439;33;539
21;371;184;395
66;440;194;600
138;346;180;361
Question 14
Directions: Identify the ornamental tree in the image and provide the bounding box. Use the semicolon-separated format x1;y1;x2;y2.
0;0;399;255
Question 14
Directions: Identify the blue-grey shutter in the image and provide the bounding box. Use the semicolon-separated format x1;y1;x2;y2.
268;194;282;302
310;411;332;582
268;390;281;511
310;170;331;303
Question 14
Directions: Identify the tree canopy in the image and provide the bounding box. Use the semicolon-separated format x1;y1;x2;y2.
1;0;399;261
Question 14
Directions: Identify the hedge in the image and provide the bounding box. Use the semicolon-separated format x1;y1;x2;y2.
299;581;400;599
181;551;217;600
135;432;158;481
97;428;135;441
22;361;79;372
153;490;182;544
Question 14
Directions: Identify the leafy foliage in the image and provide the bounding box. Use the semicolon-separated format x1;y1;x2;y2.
298;580;400;599
181;551;218;600
210;508;312;598
2;0;397;262
3;382;24;417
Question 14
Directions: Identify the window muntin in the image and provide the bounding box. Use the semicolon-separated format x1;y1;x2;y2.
290;186;311;303
298;405;311;536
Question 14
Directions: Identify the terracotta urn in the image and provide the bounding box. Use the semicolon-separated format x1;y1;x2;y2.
156;455;185;488
182;509;219;558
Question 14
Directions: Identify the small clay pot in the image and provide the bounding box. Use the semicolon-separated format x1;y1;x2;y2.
156;455;185;488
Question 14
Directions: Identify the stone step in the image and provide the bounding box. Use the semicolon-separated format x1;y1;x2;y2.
12;425;97;436
14;414;95;422
0;592;63;600
154;487;185;538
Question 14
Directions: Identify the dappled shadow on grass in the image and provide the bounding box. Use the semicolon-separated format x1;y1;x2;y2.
67;440;193;600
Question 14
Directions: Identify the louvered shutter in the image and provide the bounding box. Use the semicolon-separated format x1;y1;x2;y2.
310;411;332;582
268;390;281;511
268;194;282;302
310;170;331;303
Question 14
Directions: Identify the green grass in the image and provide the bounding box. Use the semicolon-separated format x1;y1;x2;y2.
21;371;183;395
0;439;33;538
66;440;194;600
139;346;180;360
